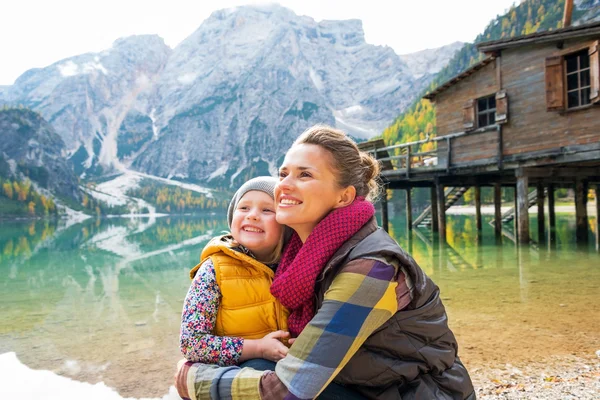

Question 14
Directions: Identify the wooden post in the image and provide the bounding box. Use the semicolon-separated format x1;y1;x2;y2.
596;186;600;251
575;179;589;245
563;0;574;28
381;186;389;233
496;120;503;170
494;183;502;241
430;186;439;233
475;186;482;234
436;181;446;241
516;170;530;244
514;185;519;242
406;146;412;178
446;137;451;174
406;189;413;230
537;183;545;243
548;184;557;245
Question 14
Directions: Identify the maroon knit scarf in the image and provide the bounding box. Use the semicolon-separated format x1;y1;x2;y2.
270;197;375;337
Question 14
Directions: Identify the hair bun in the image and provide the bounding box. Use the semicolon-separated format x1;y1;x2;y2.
359;151;381;202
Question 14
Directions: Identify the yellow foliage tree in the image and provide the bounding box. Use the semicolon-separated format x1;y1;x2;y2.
3;182;13;199
13;181;23;201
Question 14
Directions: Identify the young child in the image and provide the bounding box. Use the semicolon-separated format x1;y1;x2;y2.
179;176;290;367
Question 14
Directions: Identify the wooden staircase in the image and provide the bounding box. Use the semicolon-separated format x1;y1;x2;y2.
490;188;545;225
413;187;469;229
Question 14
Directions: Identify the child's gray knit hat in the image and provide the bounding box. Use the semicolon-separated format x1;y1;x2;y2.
227;176;278;228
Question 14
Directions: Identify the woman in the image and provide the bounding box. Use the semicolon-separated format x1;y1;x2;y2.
176;125;475;400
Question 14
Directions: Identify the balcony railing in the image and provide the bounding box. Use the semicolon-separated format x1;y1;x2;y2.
358;125;501;177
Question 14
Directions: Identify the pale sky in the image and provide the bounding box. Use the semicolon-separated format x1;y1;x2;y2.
0;0;517;86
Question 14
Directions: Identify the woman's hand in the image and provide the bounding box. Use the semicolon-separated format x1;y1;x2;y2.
258;330;290;362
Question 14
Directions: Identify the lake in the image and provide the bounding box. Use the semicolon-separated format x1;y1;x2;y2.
0;211;599;397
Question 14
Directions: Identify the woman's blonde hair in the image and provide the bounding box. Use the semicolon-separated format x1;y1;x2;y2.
293;125;381;202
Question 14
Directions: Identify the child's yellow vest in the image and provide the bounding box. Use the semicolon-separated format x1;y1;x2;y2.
190;236;289;340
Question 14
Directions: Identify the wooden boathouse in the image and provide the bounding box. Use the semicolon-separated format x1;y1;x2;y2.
360;13;600;248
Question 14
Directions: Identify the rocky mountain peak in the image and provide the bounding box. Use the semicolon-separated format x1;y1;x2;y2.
112;34;168;49
399;41;465;79
1;4;460;188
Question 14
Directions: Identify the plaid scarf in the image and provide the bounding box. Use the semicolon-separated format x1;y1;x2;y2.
270;197;375;337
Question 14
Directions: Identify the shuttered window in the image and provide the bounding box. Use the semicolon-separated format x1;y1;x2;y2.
463;92;507;129
477;95;496;127
546;40;600;111
565;50;591;108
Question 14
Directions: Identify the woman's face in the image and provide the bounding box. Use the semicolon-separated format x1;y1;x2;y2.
275;143;352;242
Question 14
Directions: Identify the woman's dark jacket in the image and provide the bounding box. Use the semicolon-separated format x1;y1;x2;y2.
314;218;476;400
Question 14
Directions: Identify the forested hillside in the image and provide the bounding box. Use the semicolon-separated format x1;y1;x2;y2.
127;180;230;214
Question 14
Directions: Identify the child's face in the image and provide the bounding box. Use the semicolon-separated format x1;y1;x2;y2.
230;190;283;262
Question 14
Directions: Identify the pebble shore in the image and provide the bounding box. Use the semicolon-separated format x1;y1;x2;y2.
472;355;600;399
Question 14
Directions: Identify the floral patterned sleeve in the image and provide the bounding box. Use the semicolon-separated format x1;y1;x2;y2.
179;258;244;366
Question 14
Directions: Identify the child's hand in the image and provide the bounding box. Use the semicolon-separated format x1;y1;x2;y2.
259;330;290;362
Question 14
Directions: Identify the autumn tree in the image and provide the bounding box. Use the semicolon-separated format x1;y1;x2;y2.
3;182;13;199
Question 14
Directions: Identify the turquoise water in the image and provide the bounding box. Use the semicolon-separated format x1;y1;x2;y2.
0;212;598;397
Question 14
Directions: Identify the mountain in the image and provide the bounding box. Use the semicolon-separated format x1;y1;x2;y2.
1;35;172;177
575;0;600;24
0;5;460;188
399;41;464;83
0;108;80;200
132;5;423;186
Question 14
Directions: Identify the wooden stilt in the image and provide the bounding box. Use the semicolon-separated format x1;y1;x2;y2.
436;182;446;241
548;184;556;245
537;182;545;243
475;186;482;234
514;185;519;242
596;185;600;251
575;179;589;245
494;183;502;241
516;171;530;244
406;189;412;231
381;186;389;233
430;186;439;233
